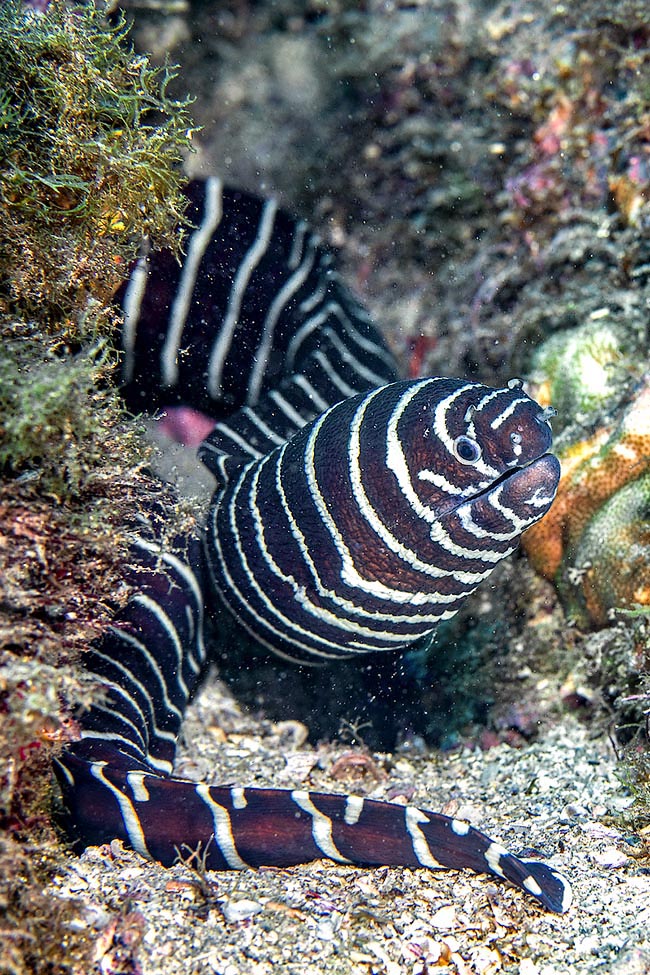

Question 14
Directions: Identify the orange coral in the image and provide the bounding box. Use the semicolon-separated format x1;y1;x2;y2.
522;381;650;586
576;474;650;624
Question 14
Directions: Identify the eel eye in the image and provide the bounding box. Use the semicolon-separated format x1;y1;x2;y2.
453;435;481;464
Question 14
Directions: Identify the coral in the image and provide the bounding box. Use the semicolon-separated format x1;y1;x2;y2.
523;380;650;624
0;835;92;974
528;319;631;423
0;484;118;974
565;0;650;30
0;0;195;496
573;474;650;625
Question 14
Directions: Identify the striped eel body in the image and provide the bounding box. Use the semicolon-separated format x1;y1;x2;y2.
55;179;571;914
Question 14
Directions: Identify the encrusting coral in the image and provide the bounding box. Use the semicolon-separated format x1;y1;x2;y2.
528;319;631;425
523;357;650;626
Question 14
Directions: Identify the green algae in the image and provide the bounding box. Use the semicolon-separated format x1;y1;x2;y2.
0;0;195;496
0;336;128;496
0;0;193;319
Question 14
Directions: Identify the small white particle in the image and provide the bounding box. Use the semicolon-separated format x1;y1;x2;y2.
222;899;263;923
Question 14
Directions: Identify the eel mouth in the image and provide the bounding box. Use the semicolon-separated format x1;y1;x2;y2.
446;452;561;514
475;451;561;510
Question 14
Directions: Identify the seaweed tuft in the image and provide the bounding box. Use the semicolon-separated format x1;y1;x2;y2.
0;0;193;322
0;333;132;496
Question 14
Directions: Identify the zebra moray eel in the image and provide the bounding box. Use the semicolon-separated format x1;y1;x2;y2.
55;178;571;914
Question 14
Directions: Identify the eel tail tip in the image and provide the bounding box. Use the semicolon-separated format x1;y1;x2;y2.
520;859;573;913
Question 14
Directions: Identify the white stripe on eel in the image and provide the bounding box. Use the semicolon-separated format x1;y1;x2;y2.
90;761;150;857
405;806;446;869
195;783;249;869
291;790;352;863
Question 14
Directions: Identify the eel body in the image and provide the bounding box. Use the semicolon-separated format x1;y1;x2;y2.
55;178;571;914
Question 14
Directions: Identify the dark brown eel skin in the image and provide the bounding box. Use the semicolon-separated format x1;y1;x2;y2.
55;178;571;913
